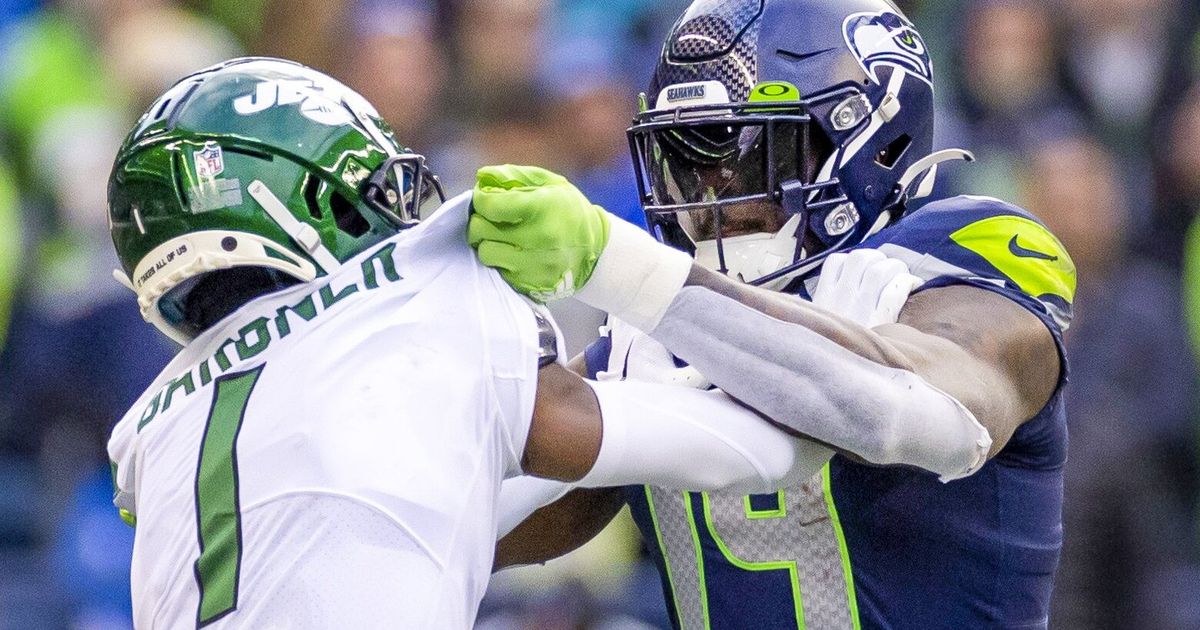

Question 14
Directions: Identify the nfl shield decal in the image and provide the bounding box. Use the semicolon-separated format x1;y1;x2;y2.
843;11;933;87
194;143;225;179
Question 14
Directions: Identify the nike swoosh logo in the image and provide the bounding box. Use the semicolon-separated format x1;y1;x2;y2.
776;47;839;62
1008;235;1058;261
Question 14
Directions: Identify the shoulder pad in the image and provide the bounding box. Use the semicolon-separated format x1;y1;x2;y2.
862;195;1076;330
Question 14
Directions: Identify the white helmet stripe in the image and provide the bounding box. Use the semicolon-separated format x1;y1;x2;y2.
350;107;398;158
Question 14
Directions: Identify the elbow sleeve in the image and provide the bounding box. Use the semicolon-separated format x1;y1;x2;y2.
577;379;832;494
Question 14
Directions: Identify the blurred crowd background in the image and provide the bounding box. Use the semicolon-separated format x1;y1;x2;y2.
0;0;1198;628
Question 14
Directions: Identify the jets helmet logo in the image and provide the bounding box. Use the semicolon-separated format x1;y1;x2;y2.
843;11;933;86
232;78;355;126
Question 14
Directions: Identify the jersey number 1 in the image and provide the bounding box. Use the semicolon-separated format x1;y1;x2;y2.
194;366;263;627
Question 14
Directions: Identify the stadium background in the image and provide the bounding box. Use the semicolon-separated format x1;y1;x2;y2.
0;0;1198;627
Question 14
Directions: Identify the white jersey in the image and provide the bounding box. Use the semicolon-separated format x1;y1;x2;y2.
108;193;542;629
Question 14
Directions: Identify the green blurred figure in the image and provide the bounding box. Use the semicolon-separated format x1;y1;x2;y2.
0;161;19;352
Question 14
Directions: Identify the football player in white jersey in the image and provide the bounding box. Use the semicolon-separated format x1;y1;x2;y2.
105;58;849;629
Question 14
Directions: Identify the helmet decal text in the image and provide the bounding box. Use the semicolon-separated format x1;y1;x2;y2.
654;80;731;109
842;11;933;87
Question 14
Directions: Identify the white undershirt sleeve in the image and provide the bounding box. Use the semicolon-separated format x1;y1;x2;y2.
577;379;833;494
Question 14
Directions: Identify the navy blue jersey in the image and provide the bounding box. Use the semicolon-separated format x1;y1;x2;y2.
585;196;1074;630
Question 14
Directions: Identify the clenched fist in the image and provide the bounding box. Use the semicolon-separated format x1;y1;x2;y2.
469;165;610;302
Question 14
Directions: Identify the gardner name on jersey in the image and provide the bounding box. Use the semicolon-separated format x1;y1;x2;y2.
124;241;404;434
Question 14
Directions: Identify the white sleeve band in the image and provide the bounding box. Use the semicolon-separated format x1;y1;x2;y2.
495;476;574;540
577;379;833;494
575;216;693;332
651;287;992;482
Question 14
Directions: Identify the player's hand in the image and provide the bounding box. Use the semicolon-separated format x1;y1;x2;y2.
469;165;610;303
812;249;922;327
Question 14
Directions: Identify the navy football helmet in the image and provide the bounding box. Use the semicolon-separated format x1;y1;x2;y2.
628;0;972;287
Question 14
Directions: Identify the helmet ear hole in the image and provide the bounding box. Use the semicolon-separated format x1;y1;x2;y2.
302;175;323;220
875;135;912;169
329;191;370;237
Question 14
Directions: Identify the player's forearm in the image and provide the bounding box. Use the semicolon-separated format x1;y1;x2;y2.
645;284;990;480
661;269;1051;460
675;264;1003;422
572;223;992;479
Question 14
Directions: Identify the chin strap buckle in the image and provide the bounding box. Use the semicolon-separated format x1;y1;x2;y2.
249;180;342;273
534;309;559;368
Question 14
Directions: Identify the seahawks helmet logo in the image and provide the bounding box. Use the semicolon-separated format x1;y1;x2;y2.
843;11;933;86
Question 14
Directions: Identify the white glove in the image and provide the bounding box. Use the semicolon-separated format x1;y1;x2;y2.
811;249;922;327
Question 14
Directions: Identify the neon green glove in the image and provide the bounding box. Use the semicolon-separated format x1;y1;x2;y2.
471;164;694;330
469;165;611;302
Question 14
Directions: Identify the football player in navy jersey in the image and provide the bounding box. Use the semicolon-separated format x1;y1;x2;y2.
472;0;1076;628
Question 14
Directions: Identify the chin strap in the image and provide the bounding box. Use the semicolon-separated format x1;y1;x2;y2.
680;149;977;293
248;180;342;273
896;149;975;203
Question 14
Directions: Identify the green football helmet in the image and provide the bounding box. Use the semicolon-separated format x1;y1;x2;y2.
108;57;443;344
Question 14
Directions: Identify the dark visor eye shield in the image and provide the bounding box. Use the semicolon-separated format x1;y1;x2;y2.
627;87;863;285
